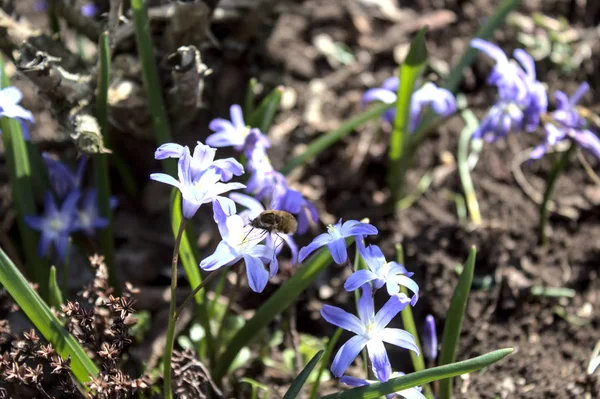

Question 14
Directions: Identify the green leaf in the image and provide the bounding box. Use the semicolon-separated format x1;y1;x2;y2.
213;245;341;380
388;27;429;202
457;108;481;225
438;247;476;399
396;244;434;399
317;348;512;399
94;31;119;292
249;85;283;133
0;247;99;382
280;101;391;175
396;246;424;372
131;0;175;175
48;266;64;309
283;350;324;399
244;78;258;120
0;56;50;300
309;328;342;399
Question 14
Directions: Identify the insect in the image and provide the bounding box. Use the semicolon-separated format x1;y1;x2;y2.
249;210;298;236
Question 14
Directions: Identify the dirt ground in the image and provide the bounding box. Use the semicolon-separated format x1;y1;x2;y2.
3;0;600;398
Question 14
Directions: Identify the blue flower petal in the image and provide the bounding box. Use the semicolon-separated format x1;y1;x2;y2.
327;238;347;264
379;328;420;355
344;269;378;292
374;294;410;331
298;232;331;262
331;335;369;378
244;254;269;293
320;305;364;334
366;339;391;382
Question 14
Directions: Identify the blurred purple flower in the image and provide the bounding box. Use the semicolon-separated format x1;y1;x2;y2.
321;284;418;381
470;39;547;142
278;188;318;235
340;373;425;399
150;143;245;219
42;153;87;199
24;191;80;261
207;104;270;152
200;204;273;293
530;83;600;160
298;219;377;264
361;77;456;130
81;3;98;17
74;189;109;236
345;242;419;306
423;315;437;362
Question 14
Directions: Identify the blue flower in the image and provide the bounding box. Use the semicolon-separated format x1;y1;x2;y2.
340;374;425;399
150;143;245;219
530;83;600;160
229;192;299;271
200;203;274;293
344;242;419;306
298;219;377;264
24;191;80;261
0;81;34;123
154;141;244;182
0;77;34;140
361;77;456;130
423;315;437;362
206;104;270;152
470;39;547;142
42;153;87;199
74;189;110;236
321;284;418;381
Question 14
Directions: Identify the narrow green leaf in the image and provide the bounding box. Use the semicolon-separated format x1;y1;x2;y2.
396;245;424;372
309;329;342;399
395;245;434;399
0;56;50;300
131;0;175;175
458;108;482;225
249;85;284;133
94;31;119;292
48;266;64;309
438;247;476;399
213;245;341;380
283;350;324;399
388;27;429;202
244;78;258;120
317;348;512;399
0;247;99;382
280;101;391;175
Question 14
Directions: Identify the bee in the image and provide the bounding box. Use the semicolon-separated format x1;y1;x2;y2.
249;210;298;236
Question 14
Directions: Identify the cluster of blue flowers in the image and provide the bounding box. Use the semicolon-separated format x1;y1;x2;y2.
25;155;114;261
470;39;600;160
298;220;424;397
151;105;318;293
361;77;457;131
150;104;428;394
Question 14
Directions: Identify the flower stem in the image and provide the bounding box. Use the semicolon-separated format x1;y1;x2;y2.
538;142;575;246
163;218;187;399
175;268;221;320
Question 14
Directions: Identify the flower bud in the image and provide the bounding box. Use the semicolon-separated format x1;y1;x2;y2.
423;314;437;362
